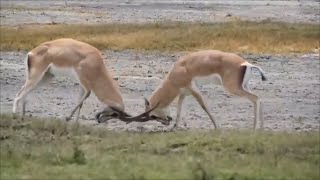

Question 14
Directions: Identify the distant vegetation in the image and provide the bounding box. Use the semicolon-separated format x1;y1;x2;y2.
0;21;319;53
0;114;319;180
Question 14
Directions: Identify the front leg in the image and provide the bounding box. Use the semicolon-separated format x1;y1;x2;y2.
188;86;218;129
170;93;186;131
66;89;91;122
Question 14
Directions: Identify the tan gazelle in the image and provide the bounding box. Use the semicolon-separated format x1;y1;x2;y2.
144;50;267;129
12;38;157;123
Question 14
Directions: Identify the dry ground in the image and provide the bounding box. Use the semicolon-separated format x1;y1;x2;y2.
0;0;319;132
1;0;319;25
1;51;319;132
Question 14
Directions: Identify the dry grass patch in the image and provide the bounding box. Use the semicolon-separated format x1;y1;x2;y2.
0;21;319;53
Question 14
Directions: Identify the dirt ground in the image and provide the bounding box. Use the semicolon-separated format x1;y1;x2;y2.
1;0;319;25
0;0;319;132
1;51;319;131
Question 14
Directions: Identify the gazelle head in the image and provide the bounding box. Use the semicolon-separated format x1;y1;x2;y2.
96;102;168;124
95;107;125;122
143;98;172;125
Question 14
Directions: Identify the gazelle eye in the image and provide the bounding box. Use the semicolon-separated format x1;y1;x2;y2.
150;115;157;119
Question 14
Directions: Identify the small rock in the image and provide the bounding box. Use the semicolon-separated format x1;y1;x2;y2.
6;98;12;102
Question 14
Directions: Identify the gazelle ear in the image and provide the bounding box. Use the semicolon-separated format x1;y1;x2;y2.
144;98;150;110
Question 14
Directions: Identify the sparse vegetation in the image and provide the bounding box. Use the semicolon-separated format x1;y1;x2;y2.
0;114;319;180
0;21;319;53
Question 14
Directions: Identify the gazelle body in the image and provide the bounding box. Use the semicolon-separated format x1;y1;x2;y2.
13;38;125;121
145;50;267;129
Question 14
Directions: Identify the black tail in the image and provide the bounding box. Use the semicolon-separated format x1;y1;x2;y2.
27;54;31;74
251;66;267;81
261;74;267;81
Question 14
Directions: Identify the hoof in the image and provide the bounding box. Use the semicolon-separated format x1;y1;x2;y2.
65;117;71;121
168;125;178;132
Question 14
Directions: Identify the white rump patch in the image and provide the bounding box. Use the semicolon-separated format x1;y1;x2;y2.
240;62;251;67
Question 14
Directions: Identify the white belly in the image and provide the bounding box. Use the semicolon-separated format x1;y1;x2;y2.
193;74;223;86
48;64;79;82
180;74;223;96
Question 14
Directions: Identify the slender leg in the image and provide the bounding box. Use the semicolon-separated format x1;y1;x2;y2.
13;85;26;113
248;93;259;130
188;87;218;129
21;100;27;117
65;89;91;121
13;79;42;119
74;88;85;121
13;63;51;118
232;89;259;130
253;100;258;129
259;100;264;129
18;72;54;118
236;67;261;129
170;94;186;130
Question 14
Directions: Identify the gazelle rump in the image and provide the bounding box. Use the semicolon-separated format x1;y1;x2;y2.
12;38;155;122
144;50;267;129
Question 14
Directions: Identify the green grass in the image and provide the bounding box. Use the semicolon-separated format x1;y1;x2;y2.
0;21;319;53
0;114;319;180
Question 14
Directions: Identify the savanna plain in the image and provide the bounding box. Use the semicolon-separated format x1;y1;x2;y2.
0;0;319;179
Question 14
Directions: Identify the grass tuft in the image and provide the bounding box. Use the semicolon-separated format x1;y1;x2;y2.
0;21;319;53
0;114;319;179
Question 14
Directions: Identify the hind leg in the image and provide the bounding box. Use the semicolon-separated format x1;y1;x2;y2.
65;84;91;122
230;88;261;130
241;72;262;129
13;79;43;119
20;71;54;117
13;63;52;119
223;65;263;130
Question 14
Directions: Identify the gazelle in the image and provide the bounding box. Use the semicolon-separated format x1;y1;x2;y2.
144;50;267;129
12;38;156;123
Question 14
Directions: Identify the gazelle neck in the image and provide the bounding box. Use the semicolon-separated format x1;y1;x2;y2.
149;78;180;109
92;72;125;111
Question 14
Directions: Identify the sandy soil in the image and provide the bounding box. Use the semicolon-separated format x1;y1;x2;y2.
0;0;319;25
0;0;319;131
1;51;319;131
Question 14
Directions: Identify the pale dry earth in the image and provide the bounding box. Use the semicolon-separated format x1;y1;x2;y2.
0;0;319;131
0;0;319;26
0;51;319;131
